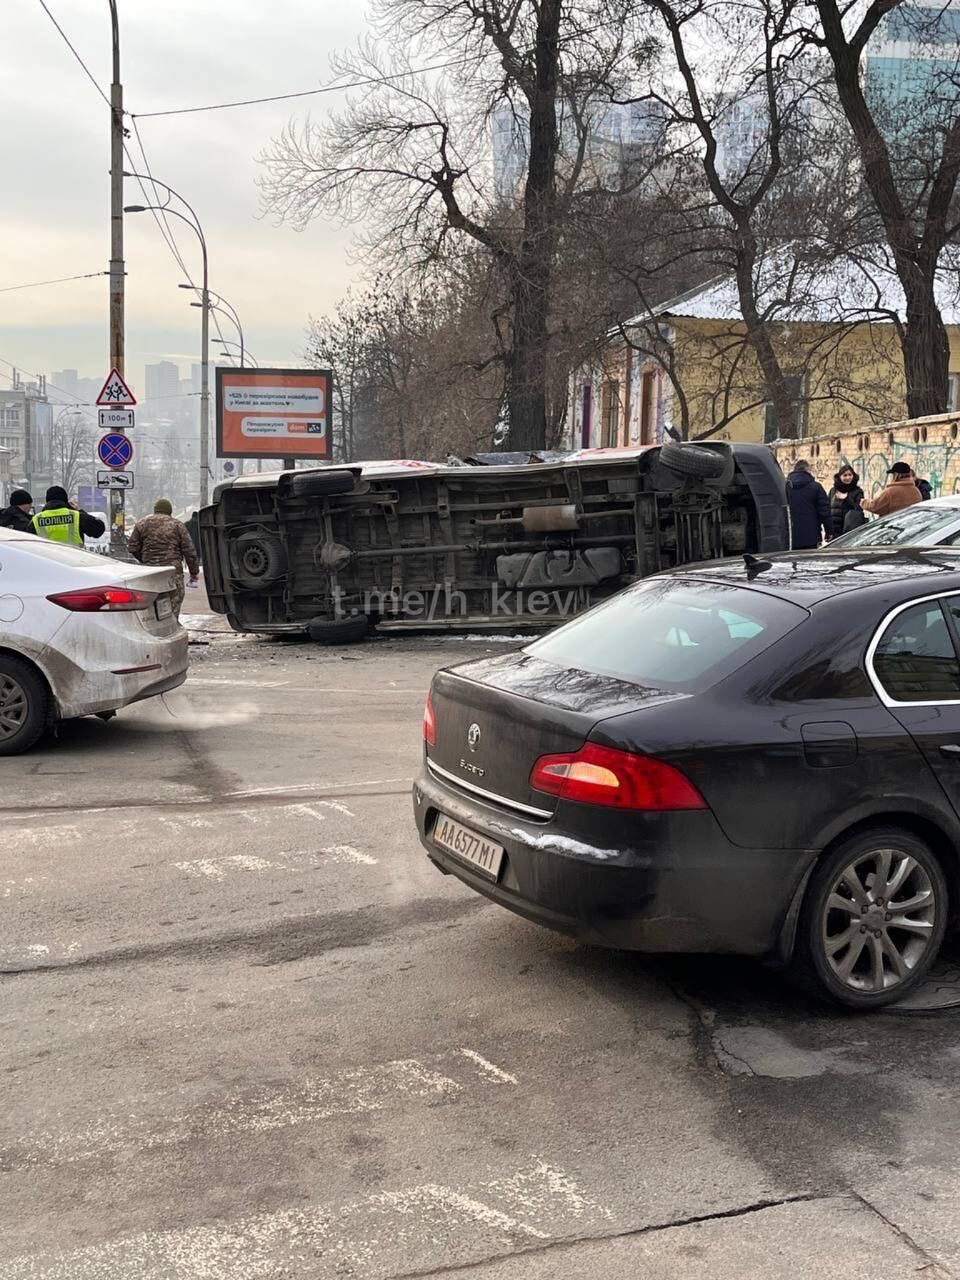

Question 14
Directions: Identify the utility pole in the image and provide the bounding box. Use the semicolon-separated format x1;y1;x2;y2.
108;0;127;551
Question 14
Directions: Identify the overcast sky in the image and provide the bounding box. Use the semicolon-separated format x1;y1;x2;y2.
1;0;368;399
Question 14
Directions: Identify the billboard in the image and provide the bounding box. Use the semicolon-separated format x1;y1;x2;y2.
216;367;333;460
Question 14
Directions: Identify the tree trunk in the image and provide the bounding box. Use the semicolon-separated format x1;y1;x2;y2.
734;231;797;437
506;0;561;452
815;0;955;419
902;276;950;418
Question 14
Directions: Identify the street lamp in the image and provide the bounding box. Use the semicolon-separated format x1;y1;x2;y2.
124;178;211;506
181;286;246;370
213;338;258;368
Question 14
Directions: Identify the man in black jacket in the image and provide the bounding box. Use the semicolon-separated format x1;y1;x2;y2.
786;459;830;550
0;489;35;534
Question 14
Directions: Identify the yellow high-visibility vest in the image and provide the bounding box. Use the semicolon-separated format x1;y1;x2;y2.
31;507;83;545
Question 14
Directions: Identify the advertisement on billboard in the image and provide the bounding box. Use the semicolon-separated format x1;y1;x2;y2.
216;367;333;460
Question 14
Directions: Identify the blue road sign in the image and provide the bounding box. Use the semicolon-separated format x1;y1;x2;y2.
97;433;134;469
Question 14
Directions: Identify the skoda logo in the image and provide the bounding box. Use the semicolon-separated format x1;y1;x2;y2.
467;723;481;753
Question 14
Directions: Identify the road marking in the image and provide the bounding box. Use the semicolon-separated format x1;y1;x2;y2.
174;854;277;881
0;1161;597;1279
14;1055;467;1165
293;800;356;820
12;1049;520;1169
6;825;81;847
1;876;44;899
457;1049;520;1085
187;676;292;688
227;778;410;798
175;845;378;879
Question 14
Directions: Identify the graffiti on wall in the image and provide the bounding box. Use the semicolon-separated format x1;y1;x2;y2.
774;419;960;499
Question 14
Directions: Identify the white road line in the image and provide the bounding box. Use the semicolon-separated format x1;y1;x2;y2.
174;845;378;879
457;1049;520;1085
187;676;292;688
227;778;410;798
16;1057;463;1165
6;825;81;847
0;1161;595;1278
174;854;277;881
375;1184;549;1238
293;800;356;820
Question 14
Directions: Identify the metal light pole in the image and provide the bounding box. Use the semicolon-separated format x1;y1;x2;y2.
182;288;245;370
123;180;210;506
108;0;126;549
214;338;258;368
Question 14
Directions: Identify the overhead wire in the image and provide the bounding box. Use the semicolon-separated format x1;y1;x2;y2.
34;0;111;109
0;271;108;295
130;57;468;119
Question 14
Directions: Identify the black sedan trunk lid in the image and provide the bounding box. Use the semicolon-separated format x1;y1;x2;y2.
428;651;687;816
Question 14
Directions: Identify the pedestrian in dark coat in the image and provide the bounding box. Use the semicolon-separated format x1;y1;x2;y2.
827;466;865;538
0;489;34;534
787;459;830;550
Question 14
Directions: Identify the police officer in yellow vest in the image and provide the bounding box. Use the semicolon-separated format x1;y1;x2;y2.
31;486;106;546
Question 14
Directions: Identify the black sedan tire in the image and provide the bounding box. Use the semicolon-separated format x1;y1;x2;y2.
793;828;948;1009
0;655;49;756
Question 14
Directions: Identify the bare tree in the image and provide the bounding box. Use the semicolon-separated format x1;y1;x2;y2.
805;0;960;418
49;408;94;495
261;0;643;451
603;0;844;438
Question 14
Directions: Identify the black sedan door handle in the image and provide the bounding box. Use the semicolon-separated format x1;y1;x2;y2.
940;744;960;757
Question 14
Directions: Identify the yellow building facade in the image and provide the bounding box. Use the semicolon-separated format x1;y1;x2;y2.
566;274;960;450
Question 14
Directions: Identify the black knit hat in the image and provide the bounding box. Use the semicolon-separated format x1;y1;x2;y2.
45;485;69;504
9;488;31;506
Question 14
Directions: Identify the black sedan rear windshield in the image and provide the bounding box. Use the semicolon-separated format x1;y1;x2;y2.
525;577;806;691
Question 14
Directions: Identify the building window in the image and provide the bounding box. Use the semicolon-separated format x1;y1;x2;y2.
763;373;807;442
948;373;960;411
639;369;658;445
601;379;620;447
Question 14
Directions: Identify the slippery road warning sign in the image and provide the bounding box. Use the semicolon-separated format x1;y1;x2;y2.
96;367;137;406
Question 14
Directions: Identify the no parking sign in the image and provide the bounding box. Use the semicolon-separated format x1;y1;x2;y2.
97;433;134;469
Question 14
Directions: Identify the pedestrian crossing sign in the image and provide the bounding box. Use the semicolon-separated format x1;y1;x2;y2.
96;367;137;406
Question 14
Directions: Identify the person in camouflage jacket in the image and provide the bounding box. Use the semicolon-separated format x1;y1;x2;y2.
128;498;200;619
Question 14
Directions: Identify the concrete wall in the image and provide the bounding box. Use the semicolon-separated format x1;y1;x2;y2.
771;412;960;500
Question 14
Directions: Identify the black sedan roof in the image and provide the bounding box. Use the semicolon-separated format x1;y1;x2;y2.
677;548;960;605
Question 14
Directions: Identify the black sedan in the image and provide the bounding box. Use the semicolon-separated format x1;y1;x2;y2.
413;549;960;1009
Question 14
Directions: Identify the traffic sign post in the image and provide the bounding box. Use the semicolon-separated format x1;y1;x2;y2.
95;368;137;556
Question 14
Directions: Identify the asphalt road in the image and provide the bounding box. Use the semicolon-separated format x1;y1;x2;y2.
2;620;960;1278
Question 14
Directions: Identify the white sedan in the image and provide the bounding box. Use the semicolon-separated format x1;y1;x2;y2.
829;495;960;549
0;528;189;755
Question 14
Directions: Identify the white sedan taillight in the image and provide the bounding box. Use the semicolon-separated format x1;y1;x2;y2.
46;586;155;612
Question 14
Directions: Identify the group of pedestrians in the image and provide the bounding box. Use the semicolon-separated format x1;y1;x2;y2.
0;487;199;618
786;458;929;550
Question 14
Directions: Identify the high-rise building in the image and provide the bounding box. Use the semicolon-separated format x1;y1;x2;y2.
145;360;182;406
864;0;960;132
491;99;668;199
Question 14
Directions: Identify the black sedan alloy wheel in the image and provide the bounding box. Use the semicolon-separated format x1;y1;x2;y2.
798;829;947;1008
